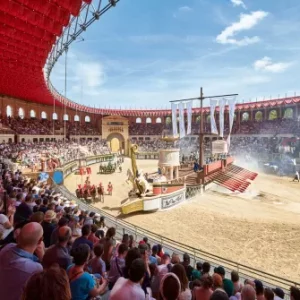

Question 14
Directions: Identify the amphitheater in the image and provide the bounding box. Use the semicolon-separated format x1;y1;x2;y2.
0;1;299;300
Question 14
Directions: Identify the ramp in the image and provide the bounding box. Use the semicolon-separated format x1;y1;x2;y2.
207;164;257;193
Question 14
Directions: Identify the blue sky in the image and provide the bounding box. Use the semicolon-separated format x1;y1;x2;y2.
50;0;300;108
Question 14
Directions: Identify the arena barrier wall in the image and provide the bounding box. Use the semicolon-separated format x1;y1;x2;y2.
49;156;299;296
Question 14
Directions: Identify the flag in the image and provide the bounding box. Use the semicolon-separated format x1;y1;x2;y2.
171;103;178;136
227;134;231;151
219;98;225;137
228;97;236;134
210;99;218;134
179;102;186;138
186;101;192;135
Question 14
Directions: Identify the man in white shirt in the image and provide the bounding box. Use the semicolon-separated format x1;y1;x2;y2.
110;258;146;300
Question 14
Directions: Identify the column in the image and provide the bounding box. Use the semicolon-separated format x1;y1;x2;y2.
175;166;179;179
170;166;174;180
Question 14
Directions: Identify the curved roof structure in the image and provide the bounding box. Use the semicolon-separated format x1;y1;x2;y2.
0;0;299;118
0;0;95;106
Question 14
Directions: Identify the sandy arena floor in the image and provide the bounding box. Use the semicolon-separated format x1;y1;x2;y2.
64;158;300;283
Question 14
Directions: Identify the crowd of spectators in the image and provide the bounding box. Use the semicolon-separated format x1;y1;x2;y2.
0;161;299;300
0;140;111;171
67;122;101;136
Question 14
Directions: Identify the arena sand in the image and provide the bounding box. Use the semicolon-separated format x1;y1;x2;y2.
64;158;300;283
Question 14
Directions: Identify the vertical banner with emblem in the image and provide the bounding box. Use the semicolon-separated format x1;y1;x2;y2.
171;103;178;136
210;99;218;135
186;101;192;135
179;102;186;138
219;98;225;137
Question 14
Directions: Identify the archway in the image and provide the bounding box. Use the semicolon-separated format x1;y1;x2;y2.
284;108;293;119
18;108;24;119
156;117;162;123
255;111;263;122
196;116;201;123
268;110;277;120
136;117;142;123
52;112;58;120
146;117;152;124
74;115;80;122
63;114;69;121
165;117;171;125
41;111;47;119
85;116;91;123
242;112;249;122
107;132;125;153
30;109;36;118
6;106;12;117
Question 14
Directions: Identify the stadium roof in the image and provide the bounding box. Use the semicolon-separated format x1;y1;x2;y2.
0;1;299;117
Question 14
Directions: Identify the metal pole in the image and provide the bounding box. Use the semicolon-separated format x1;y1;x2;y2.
64;49;68;144
199;87;204;168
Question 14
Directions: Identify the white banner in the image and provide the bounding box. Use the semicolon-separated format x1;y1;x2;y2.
179;102;186;138
227;134;231;151
228;98;236;134
171;103;178;136
219;98;225;137
210;99;218;135
186;101;192;135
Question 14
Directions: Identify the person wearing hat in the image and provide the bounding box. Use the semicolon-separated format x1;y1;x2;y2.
215;266;234;297
273;288;285;300
41;210;56;248
159;273;181;300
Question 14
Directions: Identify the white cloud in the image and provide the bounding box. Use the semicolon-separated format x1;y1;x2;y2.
216;11;268;46
253;57;293;73
178;6;192;12
75;62;105;88
231;0;246;9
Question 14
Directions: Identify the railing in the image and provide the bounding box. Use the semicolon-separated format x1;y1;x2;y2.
49;158;299;297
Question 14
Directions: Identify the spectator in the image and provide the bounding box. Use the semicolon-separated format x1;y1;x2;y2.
213;273;223;290
191;262;203;281
0;222;44;300
152;253;171;298
290;286;300;300
150;245;159;265
67;244;107;299
159;273;181;300
171;263;192;300
231;270;243;294
129;234;136;248
254;279;265;300
211;290;229;300
110;258;146;300
50;217;69;245
108;243;128;290
215;266;234;297
42;210;57;248
0;201;14;245
14;194;33;224
273;288;285;300
193;274;213;300
241;284;256;300
202;262;211;276
88;224;100;245
72;224;93;250
102;227;116;270
22;265;71;300
123;247;142;279
182;253;194;281
42;226;72;270
264;288;274;300
87;243;106;276
30;211;44;224
171;252;180;265
143;236;151;250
